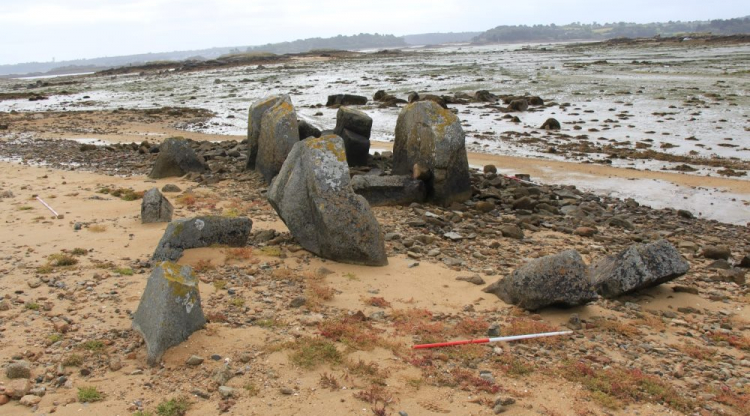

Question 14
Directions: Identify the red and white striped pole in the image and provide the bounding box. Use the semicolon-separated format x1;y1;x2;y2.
412;330;572;349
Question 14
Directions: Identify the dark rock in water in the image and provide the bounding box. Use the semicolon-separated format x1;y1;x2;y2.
333;107;372;167
373;90;387;101
132;262;206;366
152;216;253;262
407;92;419;103
677;209;694;219
268;135;387;266
483;250;597;310
420;94;447;109
149;137;208;179
702;245;731;260
246;95;285;170
161;184;182;193
393;101;471;206
589;240;690;298
141;188;174;224
541;118;561;130
326;94;368;107
527;96;544;106
351;175;426;207
474;90;497;102
508;99;528;112
256;95;300;183
298;119;322;140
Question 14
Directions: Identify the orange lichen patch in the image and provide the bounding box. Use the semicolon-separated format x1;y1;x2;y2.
306;135;347;162
160;261;198;298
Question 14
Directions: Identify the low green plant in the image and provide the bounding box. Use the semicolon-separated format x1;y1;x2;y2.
113;267;134;276
289;337;342;369
156;397;190;416
78;386;103;402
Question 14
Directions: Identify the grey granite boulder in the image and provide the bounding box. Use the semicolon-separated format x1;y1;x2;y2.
132;262;206;366
268;135;387;266
152;216;253;262
590;239;690;298
298;119;322;140
246;95;285;170
483;250;598;310
256;95;300;183
326;94;368;107
351;175;426;207
393;101;471;206
149;137;208;179
333;107;372;167
141;188;173;224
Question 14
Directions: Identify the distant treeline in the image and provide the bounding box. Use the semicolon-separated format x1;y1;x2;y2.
246;33;406;54
473;17;750;43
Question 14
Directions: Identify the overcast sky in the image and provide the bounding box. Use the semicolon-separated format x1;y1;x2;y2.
0;0;747;65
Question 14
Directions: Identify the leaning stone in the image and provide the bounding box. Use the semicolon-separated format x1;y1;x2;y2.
152;216;252;262
334;107;373;166
393;101;471;206
6;361;31;379
148;137;208;179
132;262;206;366
589;240;690;298
350;175;426;207
326;94;368;107
483;250;598;310
141;188;173;224
268;135;387;266
246;95;285;170
256;95;300;183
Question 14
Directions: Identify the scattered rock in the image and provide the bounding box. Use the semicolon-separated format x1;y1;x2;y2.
148;137;208;179
268;135;387;266
6;361;31;379
351;175;426;207
508;99;528;112
141;188;174;224
19;395;41;407
499;224;524;240
132;262;206;366
186;355;205;366
6;379;31;399
483;250;598;310
456;274;485;285
393;101;471;206
702;245;731;260
483;164;497;174
152;216;252;261
677;209;694;219
541;118;561;130
574;226;598;237
567;314;583;330
161;184;182;193
590;240;690;298
333;107;372;166
218;386;235;399
739;254;750;268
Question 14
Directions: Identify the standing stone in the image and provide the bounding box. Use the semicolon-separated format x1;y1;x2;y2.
246;95;284;170
268;135;387;266
256;95;300;183
393;101;471;206
141;188;173;224
148;137;208;179
333;107;372;167
298;119;322;140
483;250;598;310
152;216;253;262
350;175;427;206
132;262;206;366
589;239;690;298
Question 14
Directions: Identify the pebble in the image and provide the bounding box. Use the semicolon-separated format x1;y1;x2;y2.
19;395;41;407
456;274;485;285
6;361;31;379
218;386;234;398
210;354;222;361
280;387;295;395
0;395;9;405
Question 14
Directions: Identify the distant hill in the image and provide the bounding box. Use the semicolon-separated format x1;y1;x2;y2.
245;33;406;54
473;16;750;43
402;32;482;45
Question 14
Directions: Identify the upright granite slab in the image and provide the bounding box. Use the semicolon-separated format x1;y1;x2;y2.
393;101;471;206
256;95;300;183
132;262;206;366
333;107;372;167
268;135;387;266
246;95;285;170
141;188;173;223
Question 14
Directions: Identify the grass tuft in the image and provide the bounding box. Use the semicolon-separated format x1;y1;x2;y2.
289;337;342;369
156;397;191;416
78;386;104;403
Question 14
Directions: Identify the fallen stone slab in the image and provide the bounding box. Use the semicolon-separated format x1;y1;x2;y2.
589;239;690;298
484;250;598;310
152;216;253;262
268;135;387;266
132;262;206;366
141;188;173;223
149;137;208;179
350;175;426;206
326;94;368;107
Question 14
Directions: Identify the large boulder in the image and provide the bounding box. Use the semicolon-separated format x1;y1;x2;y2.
298;119;322;140
483;250;598;310
256;95;300;183
141;188;173;224
246;95;285;170
393;101;471;206
351;175;427;207
148;137;208;179
132;262;206;366
152;216;253;262
326;94;368;107
268;135;387;266
589;240;690;298
333;107;372;167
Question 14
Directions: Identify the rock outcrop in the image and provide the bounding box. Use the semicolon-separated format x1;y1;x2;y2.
148;137;208;179
393;101;471;206
141;188;173;223
484;250;598;310
132;262;206;366
268;135;387;266
152;216;252;261
333;107;372;167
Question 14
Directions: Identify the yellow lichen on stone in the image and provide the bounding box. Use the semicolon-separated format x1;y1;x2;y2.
159;261;197;298
305;135;346;162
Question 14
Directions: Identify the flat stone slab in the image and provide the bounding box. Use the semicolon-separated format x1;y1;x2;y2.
152;216;252;261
